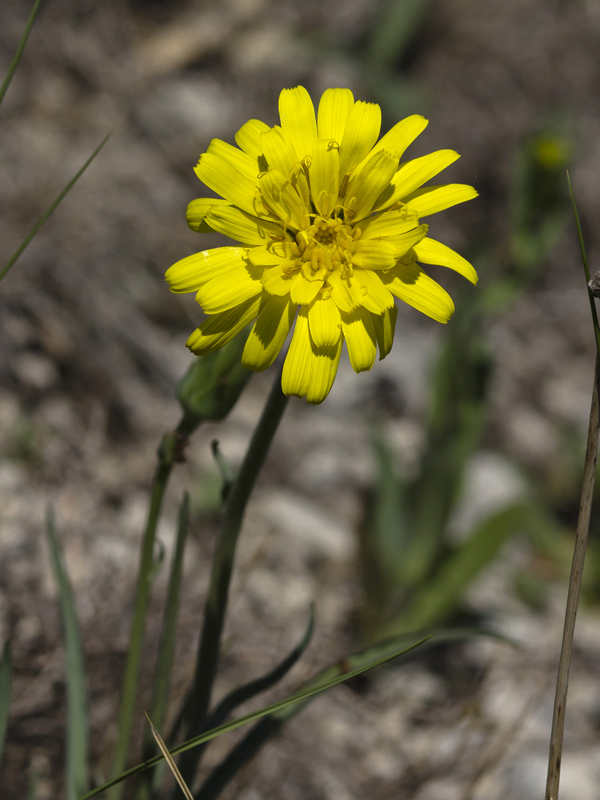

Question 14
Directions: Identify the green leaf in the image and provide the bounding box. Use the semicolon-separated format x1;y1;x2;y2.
385;503;532;635
0;0;43;109
76;635;429;800
0;641;12;766
0;134;111;285
194;603;315;736
194;626;513;800
46;507;89;800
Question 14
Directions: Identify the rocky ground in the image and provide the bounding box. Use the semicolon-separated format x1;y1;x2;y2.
2;0;600;798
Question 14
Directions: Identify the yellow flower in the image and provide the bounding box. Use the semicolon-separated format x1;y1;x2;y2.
166;86;478;404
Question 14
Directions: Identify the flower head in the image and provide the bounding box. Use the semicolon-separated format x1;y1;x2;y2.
167;87;478;404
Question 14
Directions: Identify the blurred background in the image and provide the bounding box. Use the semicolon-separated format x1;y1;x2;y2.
2;0;600;798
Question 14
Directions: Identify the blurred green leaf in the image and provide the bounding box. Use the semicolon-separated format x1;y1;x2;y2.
386;503;532;635
0;134;111;285
0;641;12;766
0;0;43;109
367;0;434;70
402;306;492;588
77;634;428;800
46;507;89;800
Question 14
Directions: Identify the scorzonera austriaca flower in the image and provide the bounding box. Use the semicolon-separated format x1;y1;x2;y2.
166;86;478;404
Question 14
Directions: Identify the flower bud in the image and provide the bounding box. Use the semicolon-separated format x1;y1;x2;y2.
176;327;252;435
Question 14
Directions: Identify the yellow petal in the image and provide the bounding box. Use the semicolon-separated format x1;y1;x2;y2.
248;241;289;266
404;183;479;217
412;238;478;285
372;305;397;359
241;295;296;371
353;269;395;314
384;222;429;258
196;261;264;313
235;119;271;158
195;152;259;216
207;138;260;183
166;247;247;293
282;307;312;398
339;101;381;178
327;270;364;312
351;239;397;270
261;127;299;178
317;88;354;143
206;205;287;246
368;115;428;160
278;86;318;161
374;150;460;211
345;149;398;221
380;261;455;323
341;307;377;373
310;139;340;217
305;336;342;405
290;273;324;305
259;170;308;230
308;293;342;347
261;264;295;296
186;296;262;356
357;209;420;239
186;198;230;233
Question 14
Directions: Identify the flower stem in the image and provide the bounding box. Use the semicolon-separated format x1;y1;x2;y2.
545;356;600;800
109;425;189;800
177;369;289;790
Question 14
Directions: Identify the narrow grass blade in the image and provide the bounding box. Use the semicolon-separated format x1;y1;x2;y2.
149;493;190;734
183;603;315;779
46;507;89;800
0;0;43;109
0;641;12;766
145;714;193;800
77;634;429;800
135;494;191;800
0;134;111;285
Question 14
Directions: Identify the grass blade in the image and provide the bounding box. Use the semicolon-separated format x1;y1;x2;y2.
77;634;430;800
182;603;315;780
0;641;12;767
135;493;191;800
145;714;193;800
149;492;190;733
0;0;43;109
46;507;89;800
0;134;111;285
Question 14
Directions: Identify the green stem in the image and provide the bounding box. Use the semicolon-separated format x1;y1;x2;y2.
108;424;190;800
177;370;289;789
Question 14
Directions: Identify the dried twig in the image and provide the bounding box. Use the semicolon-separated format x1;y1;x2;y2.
545;175;600;800
145;713;193;800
